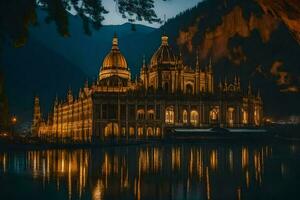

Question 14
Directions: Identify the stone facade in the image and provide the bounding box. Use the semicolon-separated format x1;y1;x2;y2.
32;34;263;142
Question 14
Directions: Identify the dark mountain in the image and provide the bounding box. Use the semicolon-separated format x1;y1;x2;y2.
151;0;300;118
1;10;156;124
1;38;87;123
30;10;156;76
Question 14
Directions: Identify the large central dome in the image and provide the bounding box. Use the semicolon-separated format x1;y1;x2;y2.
99;34;131;81
150;35;176;67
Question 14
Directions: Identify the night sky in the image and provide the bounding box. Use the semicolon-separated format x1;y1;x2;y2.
102;0;202;27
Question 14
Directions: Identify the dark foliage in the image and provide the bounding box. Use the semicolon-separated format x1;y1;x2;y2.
0;0;166;48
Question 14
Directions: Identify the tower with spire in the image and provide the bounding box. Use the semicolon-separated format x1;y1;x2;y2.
32;95;42;136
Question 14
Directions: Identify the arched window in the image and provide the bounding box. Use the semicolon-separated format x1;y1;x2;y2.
186;84;193;95
210;108;219;121
165;107;175;124
121;127;126;136
182;110;188;124
254;106;260;126
147;127;154;137
227;107;234;127
104;123;119;137
138;127;144;137
147;109;155;120
190;110;199;126
137;109;145;120
156;127;161;136
129;127;135;137
242;109;248;124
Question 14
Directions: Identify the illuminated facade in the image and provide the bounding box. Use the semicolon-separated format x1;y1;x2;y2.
32;34;263;142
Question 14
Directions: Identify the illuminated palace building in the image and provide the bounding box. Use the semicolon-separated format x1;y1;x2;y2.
32;34;263;142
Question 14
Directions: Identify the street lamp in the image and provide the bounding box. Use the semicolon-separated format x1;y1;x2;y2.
11;115;17;137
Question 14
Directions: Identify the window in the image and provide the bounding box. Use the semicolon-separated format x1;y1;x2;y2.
186;84;193;95
129;127;135;137
156;127;161;136
138;127;144;137
137;109;145;120
121;127;126;136
165;107;175;124
242;109;248;124
210;108;218;121
183;110;188;124
227;107;234;126
104;123;119;137
148;109;155;120
147;127;154;137
254;107;260;126
190;110;199;126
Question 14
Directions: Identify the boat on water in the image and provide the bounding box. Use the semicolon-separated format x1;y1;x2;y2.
165;127;271;141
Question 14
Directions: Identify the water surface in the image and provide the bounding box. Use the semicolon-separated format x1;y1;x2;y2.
0;143;300;199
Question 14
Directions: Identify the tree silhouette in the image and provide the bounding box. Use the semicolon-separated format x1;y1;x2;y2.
0;0;167;48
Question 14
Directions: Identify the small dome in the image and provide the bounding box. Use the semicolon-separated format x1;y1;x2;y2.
102;35;128;69
150;35;176;67
99;34;131;81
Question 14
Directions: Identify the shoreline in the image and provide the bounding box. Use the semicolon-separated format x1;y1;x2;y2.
1;136;300;152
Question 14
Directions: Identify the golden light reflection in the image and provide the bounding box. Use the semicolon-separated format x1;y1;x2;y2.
206;167;211;200
254;151;263;185
0;144;291;200
196;149;203;180
210;150;218;171
242;147;249;169
93;180;104;200
189;149;194;175
228;149;233;171
245;170;250;188
172;147;181;171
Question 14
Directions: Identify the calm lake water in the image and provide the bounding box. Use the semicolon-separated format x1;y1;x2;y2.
0;143;300;200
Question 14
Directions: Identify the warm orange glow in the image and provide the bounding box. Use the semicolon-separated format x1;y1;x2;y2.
11;116;17;124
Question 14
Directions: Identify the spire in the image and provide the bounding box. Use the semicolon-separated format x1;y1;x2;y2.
84;79;89;88
142;55;146;69
219;79;223;91
67;87;73;102
224;77;228;91
234;75;238;91
248;81;252;96
112;32;119;50
161;34;168;46
33;95;41;126
196;49;200;71
54;94;58;106
257;89;261;99
161;14;168;46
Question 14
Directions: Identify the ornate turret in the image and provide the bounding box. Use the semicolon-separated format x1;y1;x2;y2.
150;34;176;67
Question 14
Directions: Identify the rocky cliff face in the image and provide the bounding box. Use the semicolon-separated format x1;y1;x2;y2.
170;0;300;116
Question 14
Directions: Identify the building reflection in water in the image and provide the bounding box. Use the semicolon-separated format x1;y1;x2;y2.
0;144;299;200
